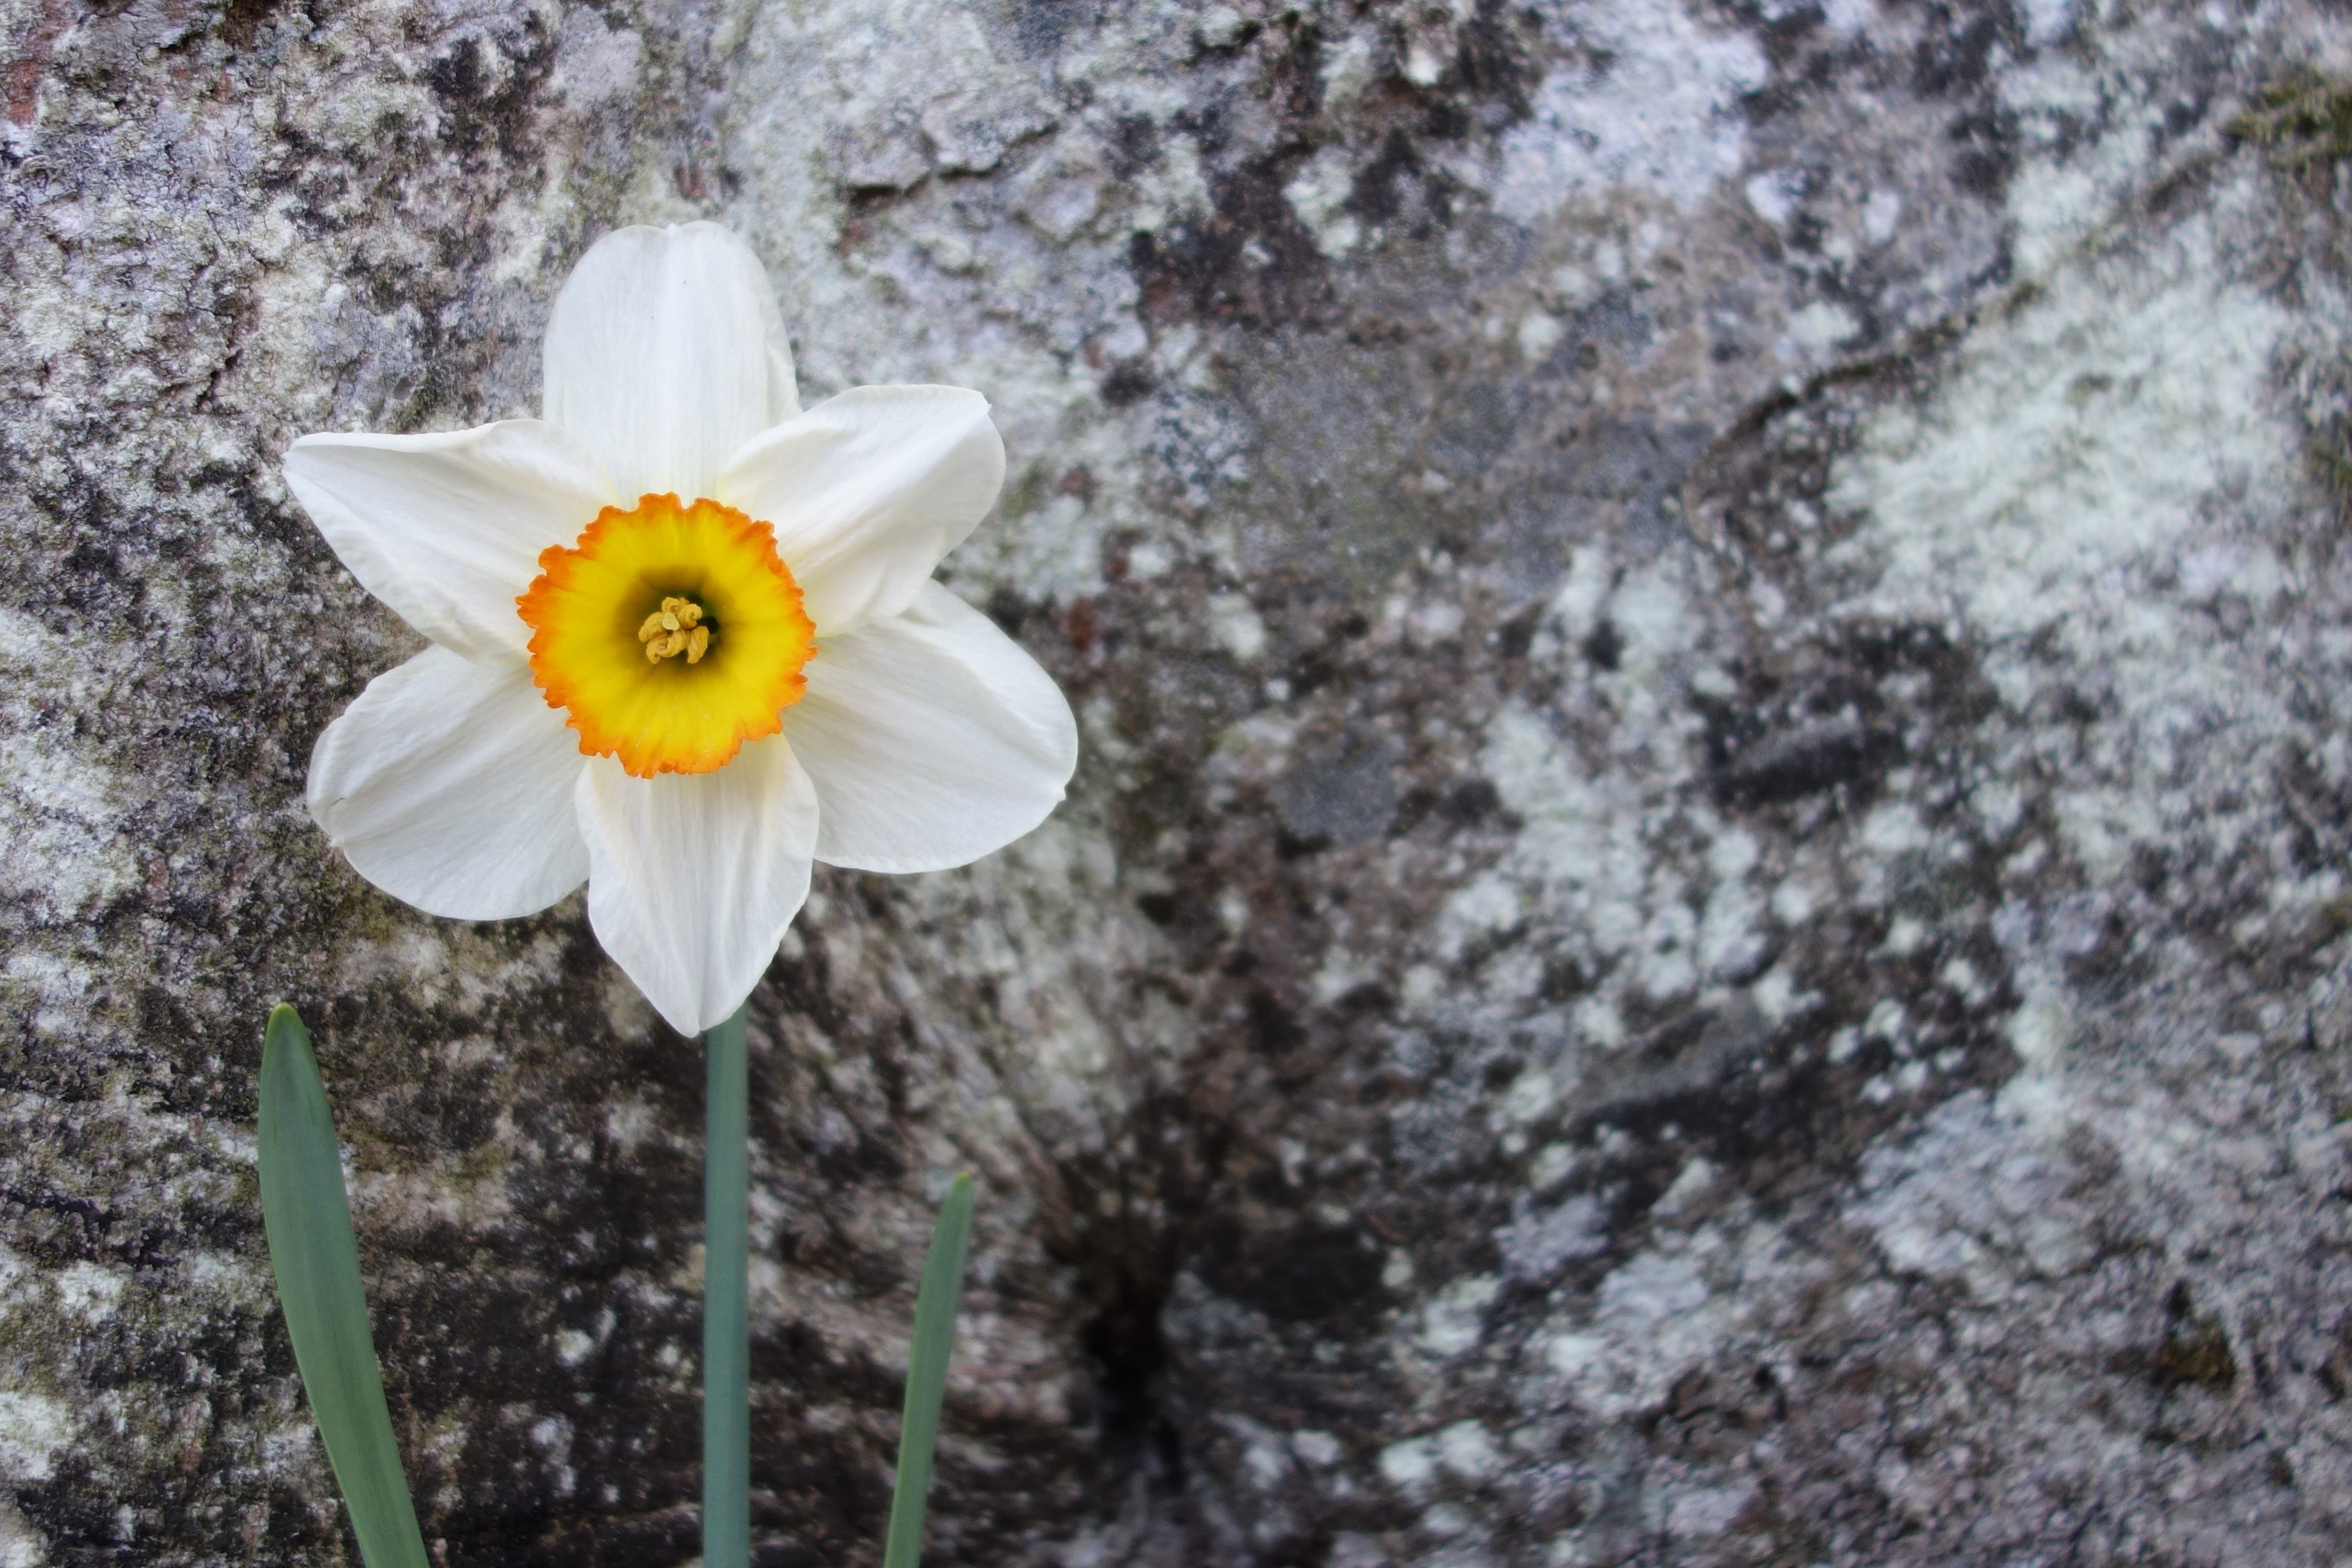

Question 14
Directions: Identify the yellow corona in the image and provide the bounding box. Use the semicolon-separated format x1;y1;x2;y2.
517;493;817;778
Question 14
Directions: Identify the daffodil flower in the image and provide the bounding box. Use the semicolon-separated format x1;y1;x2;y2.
288;223;1078;1035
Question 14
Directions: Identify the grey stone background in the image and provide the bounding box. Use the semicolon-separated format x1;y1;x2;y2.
7;0;2352;1561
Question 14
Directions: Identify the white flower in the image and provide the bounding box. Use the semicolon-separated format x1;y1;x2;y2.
288;223;1078;1035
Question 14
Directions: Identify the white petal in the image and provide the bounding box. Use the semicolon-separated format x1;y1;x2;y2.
716;386;1005;636
576;735;818;1036
789;583;1077;873
285;421;616;661
543;223;799;504
308;647;589;919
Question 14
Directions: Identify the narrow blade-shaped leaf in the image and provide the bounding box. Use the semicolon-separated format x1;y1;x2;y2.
258;1004;430;1568
881;1173;975;1568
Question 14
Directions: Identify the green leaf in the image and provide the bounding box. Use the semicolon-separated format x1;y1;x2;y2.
258;1005;430;1568
881;1173;976;1568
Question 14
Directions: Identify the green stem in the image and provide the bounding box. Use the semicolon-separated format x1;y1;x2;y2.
704;1004;750;1568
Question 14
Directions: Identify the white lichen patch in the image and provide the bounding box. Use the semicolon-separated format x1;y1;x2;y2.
1666;1477;1759;1540
1496;1192;1608;1280
1379;1434;1438;1492
49;1262;125;1324
1538;1248;1733;1418
1845;1090;2104;1294
1997;43;2181;278
1435;873;1524;963
0;612;142;928
1207;593;1269;662
1417;1274;1501;1358
1434;1419;1504;1480
1493;0;1766;220
0;1391;71;1484
1284;146;1363;258
0;1497;46;1568
1826;183;2301;899
1829;219;2292;642
1781;299;1860;359
1311;945;1379;1005
1448;546;1764;1028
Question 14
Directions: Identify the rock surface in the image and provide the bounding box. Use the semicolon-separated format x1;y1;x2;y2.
8;0;2352;1562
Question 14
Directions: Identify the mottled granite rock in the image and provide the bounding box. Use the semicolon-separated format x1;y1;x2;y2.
7;0;2352;1562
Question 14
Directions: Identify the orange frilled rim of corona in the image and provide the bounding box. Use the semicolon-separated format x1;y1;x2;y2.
516;494;817;779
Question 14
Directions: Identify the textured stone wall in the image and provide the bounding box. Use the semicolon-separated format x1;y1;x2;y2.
8;0;2352;1561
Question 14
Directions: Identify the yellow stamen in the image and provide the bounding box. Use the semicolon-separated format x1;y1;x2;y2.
639;595;712;664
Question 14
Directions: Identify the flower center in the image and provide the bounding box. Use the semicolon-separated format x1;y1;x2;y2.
639;596;713;665
516;494;817;779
